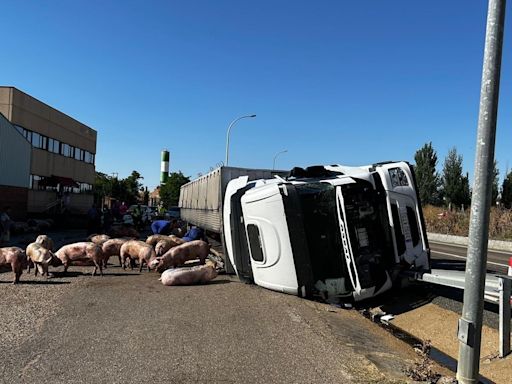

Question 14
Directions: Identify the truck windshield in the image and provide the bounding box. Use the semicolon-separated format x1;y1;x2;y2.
337;181;395;289
294;179;394;292
294;183;348;290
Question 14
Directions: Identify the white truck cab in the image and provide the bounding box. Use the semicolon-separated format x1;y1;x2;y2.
223;161;430;302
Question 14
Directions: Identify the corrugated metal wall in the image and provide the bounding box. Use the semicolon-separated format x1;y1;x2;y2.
0;112;31;187
180;166;287;233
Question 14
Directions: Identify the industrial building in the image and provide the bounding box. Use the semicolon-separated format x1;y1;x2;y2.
0;86;97;218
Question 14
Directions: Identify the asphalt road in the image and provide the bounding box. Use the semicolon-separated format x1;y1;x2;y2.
0;261;424;384
430;241;511;274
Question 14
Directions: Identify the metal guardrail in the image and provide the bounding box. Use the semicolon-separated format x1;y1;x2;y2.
416;270;511;358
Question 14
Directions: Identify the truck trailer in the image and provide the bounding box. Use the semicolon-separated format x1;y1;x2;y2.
180;162;430;302
179;166;287;271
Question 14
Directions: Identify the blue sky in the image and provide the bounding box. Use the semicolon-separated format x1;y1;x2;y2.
2;1;511;190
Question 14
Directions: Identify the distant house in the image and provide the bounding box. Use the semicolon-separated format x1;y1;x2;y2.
149;186;161;207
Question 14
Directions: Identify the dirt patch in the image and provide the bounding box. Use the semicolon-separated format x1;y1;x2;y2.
392;303;512;384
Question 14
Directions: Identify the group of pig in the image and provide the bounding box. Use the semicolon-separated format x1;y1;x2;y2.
0;233;218;286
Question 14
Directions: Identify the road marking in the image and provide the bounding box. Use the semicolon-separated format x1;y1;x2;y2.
429;240;512;255
431;250;508;268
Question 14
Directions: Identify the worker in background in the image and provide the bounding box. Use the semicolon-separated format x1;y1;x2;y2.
119;201;128;218
182;226;206;242
0;206;13;245
132;204;142;230
151;220;172;235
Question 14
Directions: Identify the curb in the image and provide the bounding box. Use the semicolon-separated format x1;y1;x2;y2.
428;232;512;253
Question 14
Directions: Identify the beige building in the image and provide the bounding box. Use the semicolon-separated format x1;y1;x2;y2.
0;86;97;215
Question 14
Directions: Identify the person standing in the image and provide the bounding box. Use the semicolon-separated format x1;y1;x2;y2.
119;201;128;217
102;205;113;234
86;204;100;235
0;206;13;244
132;204;142;230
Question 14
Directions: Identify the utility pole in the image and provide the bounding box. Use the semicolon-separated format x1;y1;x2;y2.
457;1;507;383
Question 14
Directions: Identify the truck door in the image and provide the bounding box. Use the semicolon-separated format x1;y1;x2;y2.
240;184;300;295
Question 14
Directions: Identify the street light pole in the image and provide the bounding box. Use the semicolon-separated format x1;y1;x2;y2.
225;114;256;166
457;1;507;383
273;149;288;170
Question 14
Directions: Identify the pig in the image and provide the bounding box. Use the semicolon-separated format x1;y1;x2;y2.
0;247;28;284
87;234;110;245
26;242;60;277
25;234;55;273
101;238;129;267
154;238;181;256
160;265;218;286
169;235;186;245
55;242;104;276
152;240;210;273
35;234;54;251
119;240;157;272
145;234;173;247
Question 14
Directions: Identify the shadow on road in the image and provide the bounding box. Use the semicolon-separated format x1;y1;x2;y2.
0;280;70;285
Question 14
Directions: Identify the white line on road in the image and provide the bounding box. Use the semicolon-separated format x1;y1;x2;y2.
431;250;508;268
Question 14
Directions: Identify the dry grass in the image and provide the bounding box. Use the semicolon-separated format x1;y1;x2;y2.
423;205;512;241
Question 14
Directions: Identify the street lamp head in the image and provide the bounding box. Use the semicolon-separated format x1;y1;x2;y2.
249;114;256;118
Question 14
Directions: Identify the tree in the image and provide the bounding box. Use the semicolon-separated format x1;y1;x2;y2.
159;171;190;208
414;142;440;205
122;171;144;205
442;147;471;209
491;160;499;206
501;170;512;208
93;170;145;206
143;187;149;205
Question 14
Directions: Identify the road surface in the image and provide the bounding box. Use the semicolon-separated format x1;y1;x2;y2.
430;240;510;274
0;262;424;384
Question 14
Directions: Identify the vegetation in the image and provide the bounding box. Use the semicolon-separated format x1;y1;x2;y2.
501;170;512;209
413;142;511;240
423;205;512;240
441;147;471;209
159;171;190;208
414;142;441;205
94;170;144;206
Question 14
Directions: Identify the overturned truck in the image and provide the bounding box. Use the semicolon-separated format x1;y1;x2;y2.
180;162;430;301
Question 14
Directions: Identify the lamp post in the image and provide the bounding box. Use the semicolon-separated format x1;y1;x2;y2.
225;114;256;166
273;150;288;170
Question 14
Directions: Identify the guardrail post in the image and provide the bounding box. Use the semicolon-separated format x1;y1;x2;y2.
498;276;511;357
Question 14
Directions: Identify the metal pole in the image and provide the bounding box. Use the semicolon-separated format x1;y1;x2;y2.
273;149;288;170
457;1;507;383
224;114;256;166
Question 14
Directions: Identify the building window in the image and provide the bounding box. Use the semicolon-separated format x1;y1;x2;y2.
29;175;43;190
31;132;48;149
48;138;60;153
13;125;94;164
60;143;71;157
79;182;93;193
84;151;95;164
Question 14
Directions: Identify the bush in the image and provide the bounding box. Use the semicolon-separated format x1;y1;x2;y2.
422;205;512;240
